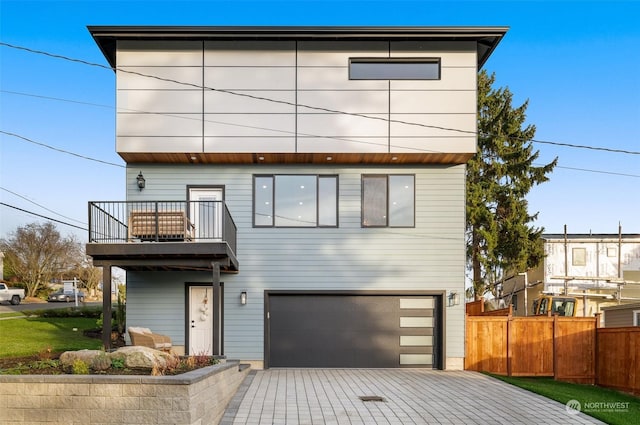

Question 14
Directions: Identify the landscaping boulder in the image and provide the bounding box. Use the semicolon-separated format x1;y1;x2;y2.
59;349;104;367
60;346;174;371
109;346;174;369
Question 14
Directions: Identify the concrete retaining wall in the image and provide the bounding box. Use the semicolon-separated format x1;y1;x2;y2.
0;360;249;425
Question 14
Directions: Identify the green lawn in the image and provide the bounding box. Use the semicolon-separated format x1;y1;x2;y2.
0;317;102;358
489;374;640;425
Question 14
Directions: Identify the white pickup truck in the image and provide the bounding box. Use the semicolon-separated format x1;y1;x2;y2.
0;283;25;305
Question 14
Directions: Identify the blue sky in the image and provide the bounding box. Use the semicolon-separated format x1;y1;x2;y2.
1;0;639;242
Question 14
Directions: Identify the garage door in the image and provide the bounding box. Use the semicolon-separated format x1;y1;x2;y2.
267;294;441;368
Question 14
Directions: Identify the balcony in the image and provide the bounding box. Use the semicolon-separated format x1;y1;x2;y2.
86;201;238;272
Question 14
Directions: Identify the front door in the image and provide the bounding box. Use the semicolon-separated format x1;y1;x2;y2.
189;286;213;355
188;187;223;241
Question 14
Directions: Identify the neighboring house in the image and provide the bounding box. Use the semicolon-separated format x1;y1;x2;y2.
502;233;640;317
86;26;507;370
602;302;640;327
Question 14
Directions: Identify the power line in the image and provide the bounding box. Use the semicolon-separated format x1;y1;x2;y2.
0;41;473;135
532;139;640;155
4;41;638;156
0;187;88;225
4;88;639;162
552;165;640;178
1;202;88;231
0;130;125;168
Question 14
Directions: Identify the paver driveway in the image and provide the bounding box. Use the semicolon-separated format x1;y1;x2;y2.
221;369;604;424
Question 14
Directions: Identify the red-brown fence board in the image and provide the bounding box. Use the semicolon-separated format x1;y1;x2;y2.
596;327;640;395
465;317;508;375
554;318;597;384
509;317;554;376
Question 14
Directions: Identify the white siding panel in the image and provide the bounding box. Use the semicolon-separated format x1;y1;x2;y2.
297;41;389;66
117;67;203;90
390;41;477;67
390;114;476;137
117;113;202;137
204;137;296;153
297;67;387;90
205;91;296;113
297;113;388;137
117;40;203;66
390;91;476;114
204;67;296;90
297;137;388;153
389;137;475;155
117;90;202;113
117;136;202;153
391;67;477;91
298;90;389;114
205;41;296;66
204;114;295;137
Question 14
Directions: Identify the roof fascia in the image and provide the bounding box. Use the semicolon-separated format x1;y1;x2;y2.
87;25;508;69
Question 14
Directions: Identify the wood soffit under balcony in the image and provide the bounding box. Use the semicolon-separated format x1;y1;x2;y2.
118;152;474;165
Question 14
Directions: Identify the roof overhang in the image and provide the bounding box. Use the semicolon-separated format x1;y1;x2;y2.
88;25;508;69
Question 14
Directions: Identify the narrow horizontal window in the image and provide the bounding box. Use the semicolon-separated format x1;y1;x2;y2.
349;58;440;80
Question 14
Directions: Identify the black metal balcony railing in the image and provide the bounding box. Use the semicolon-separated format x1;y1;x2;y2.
88;201;237;253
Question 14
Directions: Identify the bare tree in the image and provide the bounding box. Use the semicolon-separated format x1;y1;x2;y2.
0;222;79;298
71;255;103;296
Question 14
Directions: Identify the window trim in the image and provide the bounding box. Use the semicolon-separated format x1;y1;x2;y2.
253;174;339;228
349;57;441;80
361;174;415;228
572;247;587;266
633;310;640;326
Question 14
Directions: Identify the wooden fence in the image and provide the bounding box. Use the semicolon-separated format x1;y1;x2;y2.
596;327;640;395
465;309;640;394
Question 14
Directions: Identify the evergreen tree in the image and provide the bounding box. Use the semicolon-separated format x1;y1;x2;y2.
467;70;557;300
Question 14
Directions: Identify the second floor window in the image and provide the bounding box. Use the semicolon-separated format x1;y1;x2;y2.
254;175;338;227
362;175;415;227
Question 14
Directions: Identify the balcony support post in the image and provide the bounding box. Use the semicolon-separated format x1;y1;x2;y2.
212;262;221;356
102;263;113;350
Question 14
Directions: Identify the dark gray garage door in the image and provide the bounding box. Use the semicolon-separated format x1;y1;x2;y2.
267;294;441;368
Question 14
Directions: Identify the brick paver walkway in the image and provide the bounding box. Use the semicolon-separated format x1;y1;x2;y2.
221;369;604;424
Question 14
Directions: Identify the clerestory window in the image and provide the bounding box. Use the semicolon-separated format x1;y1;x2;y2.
349;58;440;80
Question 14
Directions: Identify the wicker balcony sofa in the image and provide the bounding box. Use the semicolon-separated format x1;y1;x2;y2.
127;327;172;352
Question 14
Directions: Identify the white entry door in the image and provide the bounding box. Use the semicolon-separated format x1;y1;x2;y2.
189;286;213;355
189;188;223;241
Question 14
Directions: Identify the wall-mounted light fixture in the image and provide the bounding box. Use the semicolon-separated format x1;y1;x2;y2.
240;291;247;305
448;291;460;307
136;171;146;190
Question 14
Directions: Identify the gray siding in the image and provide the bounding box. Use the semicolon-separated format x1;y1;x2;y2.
125;164;466;361
604;308;640;327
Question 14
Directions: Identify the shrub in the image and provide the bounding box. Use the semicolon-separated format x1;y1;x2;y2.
110;357;125;369
71;359;89;375
40;307;102;318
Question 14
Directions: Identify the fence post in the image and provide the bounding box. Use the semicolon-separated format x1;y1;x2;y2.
506;314;512;376
594;313;601;385
552;313;558;380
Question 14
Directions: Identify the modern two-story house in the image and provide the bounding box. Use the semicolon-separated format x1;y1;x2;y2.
86;26;507;370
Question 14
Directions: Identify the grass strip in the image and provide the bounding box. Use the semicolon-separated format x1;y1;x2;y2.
0;317;102;358
488;374;640;425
